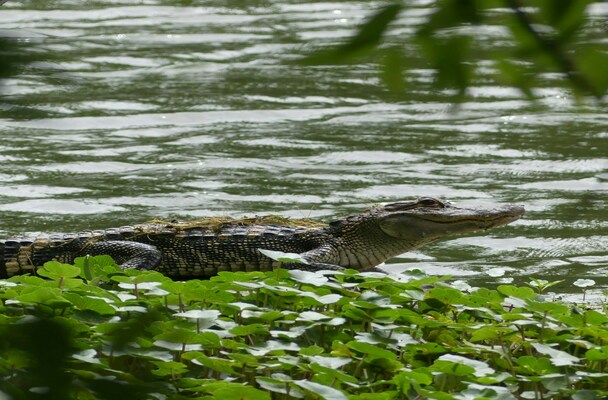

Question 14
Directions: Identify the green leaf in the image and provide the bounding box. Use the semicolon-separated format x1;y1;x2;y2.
585;310;608;325
74;255;121;281
288;269;328;286
420;0;482;34
299;345;325;356
247;340;301;356
347;341;397;361
572;390;603;400
258;310;286;322
194;332;221;348
297;310;331;322
341;305;372;322
415;33;472;99
202;382;271;400
349;393;397;400
526;300;570;316
151;360;189;377
431;359;475;377
300;292;342;306
227;352;260;366
577;48;608;96
426;287;466;305
174;309;220;330
5;253;608;398
62;292;116;315
380;47;406;93
437;354;494;377
256;377;305;398
37;261;81;280
302;3;402;64
393;369;433;387
15;287;72;309
294;380;348;400
497;285;536;300
532;343;580;367
585;347;608;361
189;353;236;374
230;323;269;337
346;3;402;49
7;275;50;287
155;327;196;344
470;326;517;342
496;56;535;99
81;255;93;281
309;363;358;384
258;248;307;264
110;275;137;284
538;0;590;41
306;355;350;369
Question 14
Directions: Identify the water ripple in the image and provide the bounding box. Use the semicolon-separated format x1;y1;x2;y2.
0;0;606;292
0;199;124;214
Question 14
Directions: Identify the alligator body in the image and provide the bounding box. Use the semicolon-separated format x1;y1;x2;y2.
0;198;524;279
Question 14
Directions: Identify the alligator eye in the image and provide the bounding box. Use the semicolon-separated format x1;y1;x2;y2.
417;198;445;208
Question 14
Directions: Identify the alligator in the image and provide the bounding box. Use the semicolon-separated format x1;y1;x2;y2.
0;197;524;279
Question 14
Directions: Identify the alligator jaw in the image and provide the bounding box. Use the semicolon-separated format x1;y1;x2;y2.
411;203;525;230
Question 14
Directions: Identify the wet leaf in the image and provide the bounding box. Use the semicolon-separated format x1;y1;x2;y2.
532;343;580;366
247;340;301;356
297;311;331;322
259;249;307;264
306;355;351;369
437;354;495;377
572;390;603;400
573;278;596;288
257;377;305;398
289;269;328;286
294;380;348;400
299;292;342;305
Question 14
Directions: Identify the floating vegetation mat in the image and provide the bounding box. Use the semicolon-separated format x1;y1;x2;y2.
1;256;607;399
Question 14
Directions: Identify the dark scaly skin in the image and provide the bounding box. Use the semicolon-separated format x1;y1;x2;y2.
0;197;524;279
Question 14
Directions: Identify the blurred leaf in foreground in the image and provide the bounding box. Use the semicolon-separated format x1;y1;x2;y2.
301;0;608;102
301;3;403;64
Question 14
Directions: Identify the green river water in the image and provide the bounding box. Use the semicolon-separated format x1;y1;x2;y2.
0;1;606;295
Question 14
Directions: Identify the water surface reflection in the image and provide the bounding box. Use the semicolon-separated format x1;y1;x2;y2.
0;1;606;294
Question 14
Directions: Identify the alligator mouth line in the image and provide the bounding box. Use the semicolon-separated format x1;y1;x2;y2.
410;205;525;224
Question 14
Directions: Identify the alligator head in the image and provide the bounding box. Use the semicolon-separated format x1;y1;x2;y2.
326;197;524;269
377;197;524;242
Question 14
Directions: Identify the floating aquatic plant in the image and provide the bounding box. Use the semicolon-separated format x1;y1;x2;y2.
0;255;607;399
